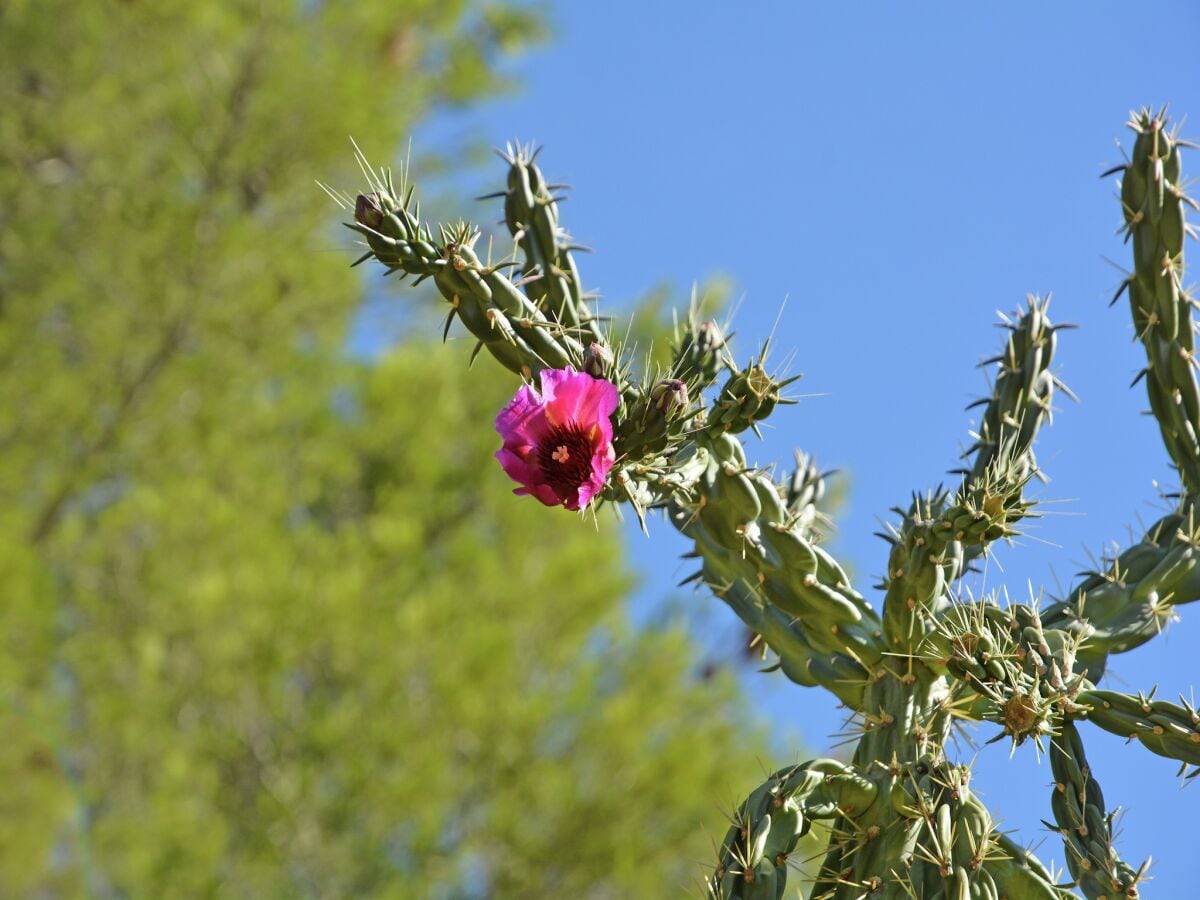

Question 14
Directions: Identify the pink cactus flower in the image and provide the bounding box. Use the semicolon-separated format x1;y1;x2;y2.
495;366;620;510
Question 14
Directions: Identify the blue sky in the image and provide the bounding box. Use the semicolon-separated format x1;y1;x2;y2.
386;2;1200;892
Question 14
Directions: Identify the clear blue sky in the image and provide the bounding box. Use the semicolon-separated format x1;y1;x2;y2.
387;2;1200;892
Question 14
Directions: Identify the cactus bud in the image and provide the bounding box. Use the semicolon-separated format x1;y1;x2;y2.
582;342;614;379
673;320;726;389
354;192;387;230
652;378;689;419
708;363;794;434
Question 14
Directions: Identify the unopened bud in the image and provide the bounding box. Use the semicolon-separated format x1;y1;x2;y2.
695;321;725;354
354;192;389;230
673;320;726;387
582;342;614;379
651;378;689;419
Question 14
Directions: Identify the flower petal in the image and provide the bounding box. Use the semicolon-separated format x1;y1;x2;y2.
572;441;616;509
495;447;542;489
495;383;551;445
515;482;565;507
495;367;620;510
539;367;619;436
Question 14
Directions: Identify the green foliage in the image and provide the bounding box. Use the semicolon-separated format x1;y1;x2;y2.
0;3;779;897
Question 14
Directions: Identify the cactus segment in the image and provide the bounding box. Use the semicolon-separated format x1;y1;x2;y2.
1113;109;1200;492
963;296;1062;495
1047;721;1144;899
957;296;1064;582
706;355;799;438
497;142;604;347
349;171;589;378
708;760;879;900
1076;688;1200;773
669;431;885;671
1042;508;1200;679
882;298;1058;653
674;318;729;394
1041;109;1199;680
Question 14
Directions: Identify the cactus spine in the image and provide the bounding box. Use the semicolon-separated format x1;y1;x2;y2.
339;109;1198;898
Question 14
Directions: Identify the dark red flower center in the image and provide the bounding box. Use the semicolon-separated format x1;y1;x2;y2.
537;423;595;497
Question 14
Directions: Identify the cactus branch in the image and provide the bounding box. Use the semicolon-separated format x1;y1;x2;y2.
1043;108;1198;676
347;161;592;379
962;296;1064;497
1114;108;1200;493
1047;720;1144;899
1076;688;1200;774
1042;507;1200;679
669;430;885;683
494;141;605;347
708;759;878;900
881;298;1060;653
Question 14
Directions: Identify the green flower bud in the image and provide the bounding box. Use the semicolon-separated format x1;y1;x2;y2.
674;320;726;388
651;378;689;419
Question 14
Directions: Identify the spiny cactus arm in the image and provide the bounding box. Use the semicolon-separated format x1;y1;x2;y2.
491;142;605;346
1042;511;1200;679
881;299;1060;654
1042;108;1199;671
1112;108;1200;494
1046;720;1145;899
650;312;887;696
992;833;1071;898
688;523;869;708
959;297;1065;564
821;753;1070;900
708;760;878;900
347;166;586;378
670;431;886;676
1075;687;1200;774
696;556;873;710
879;478;1033;655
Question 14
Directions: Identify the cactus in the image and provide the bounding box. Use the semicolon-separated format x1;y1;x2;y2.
335;109;1198;898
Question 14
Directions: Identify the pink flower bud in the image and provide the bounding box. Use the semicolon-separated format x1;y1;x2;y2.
582;342;615;379
354;192;386;230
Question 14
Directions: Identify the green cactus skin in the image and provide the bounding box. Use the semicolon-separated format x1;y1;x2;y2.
1075;688;1200;770
341;106;1198;898
1042;508;1200;681
1047;721;1143;899
494;142;603;345
880;296;1060;655
348;185;585;378
1041;109;1200;681
1115;110;1199;491
708;760;878;900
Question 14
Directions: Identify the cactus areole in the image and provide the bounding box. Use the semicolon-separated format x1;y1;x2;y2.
340;111;1198;898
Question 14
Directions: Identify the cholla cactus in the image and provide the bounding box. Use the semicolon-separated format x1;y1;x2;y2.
334;109;1199;898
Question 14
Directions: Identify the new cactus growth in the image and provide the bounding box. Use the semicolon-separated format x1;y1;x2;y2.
335;109;1198;898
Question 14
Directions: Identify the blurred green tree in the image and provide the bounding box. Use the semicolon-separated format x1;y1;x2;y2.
0;2;774;897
